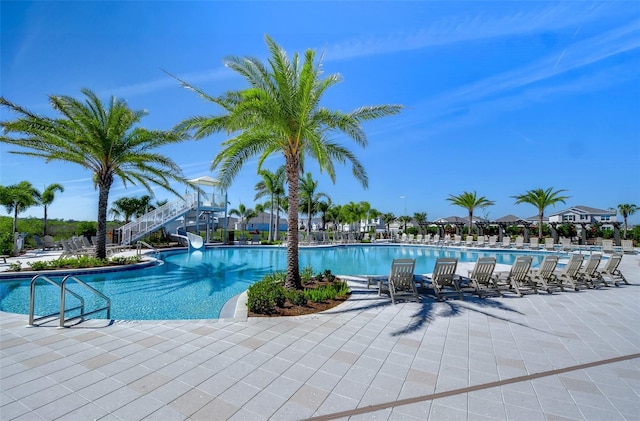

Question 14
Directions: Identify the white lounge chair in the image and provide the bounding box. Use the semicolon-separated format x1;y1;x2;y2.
602;239;614;253
425;258;461;301
555;254;587;291
621;239;634;254
494;255;535;296
514;236;524;249
465;235;474;247
501;237;511;248
530;255;560;293
593;253;627;287
487;236;497;248
544;237;555;251
577;254;602;288
467;257;499;297
559;238;572;252
476;236;485;248
378;258;418;304
528;237;539;249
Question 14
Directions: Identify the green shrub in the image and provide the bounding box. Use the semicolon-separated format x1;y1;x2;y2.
286;289;308;306
247;277;286;314
0;231;12;255
8;262;21;272
323;269;336;282
301;266;314;284
335;281;350;297
110;255;142;265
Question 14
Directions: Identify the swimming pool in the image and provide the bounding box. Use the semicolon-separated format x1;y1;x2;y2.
0;245;550;320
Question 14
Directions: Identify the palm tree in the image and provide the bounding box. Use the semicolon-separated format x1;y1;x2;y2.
512;188;569;238
397;215;412;232
40;183;64;236
134;195;153;219
413;212;427;235
447;191;495;235
229;203;258;233
381;212;396;235
0;181;41;234
172;35;402;289
299;173;329;235
254;166;286;241
110;197;139;223
317;199;333;231
618;203;638;239
0;89;190;259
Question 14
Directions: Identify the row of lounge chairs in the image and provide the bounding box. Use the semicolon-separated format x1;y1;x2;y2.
58;236;129;259
376;253;628;304
397;233;635;253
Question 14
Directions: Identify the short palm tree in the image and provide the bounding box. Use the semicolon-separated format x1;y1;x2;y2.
254;166;286;241
618;203;638;239
397;215;412;233
512;188;569;239
229;203;258;232
110;197;139;223
317;199;333;231
40;183;64;236
0;181;41;235
413;212;428;235
0;89;190;259
447;191;495;235
299;173;329;235
172;35;402;289
381;212;396;235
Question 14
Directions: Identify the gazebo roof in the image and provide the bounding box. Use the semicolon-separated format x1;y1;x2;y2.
189;176;221;187
494;214;528;224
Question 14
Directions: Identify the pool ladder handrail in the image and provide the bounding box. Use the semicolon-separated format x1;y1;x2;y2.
28;274;111;328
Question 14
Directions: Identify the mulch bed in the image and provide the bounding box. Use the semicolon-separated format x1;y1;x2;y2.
248;278;351;317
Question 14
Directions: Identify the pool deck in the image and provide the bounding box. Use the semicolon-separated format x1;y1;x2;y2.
1;248;639;420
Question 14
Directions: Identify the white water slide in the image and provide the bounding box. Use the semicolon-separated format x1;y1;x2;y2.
173;229;204;250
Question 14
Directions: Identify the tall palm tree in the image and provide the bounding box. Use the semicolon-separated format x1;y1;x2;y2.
40;183;64;236
299;173;329;235
229;203;258;232
0;181;41;234
172;35;402;289
0;89;190;259
512;188;569;239
617;203;638;239
254;166;286;241
447;191;495;235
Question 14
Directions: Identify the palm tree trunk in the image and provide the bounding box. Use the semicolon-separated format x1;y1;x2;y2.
13;206;18;233
285;162;301;290
468;211;473;236
95;178;113;259
538;213;544;239
43;206;48;236
268;197;274;242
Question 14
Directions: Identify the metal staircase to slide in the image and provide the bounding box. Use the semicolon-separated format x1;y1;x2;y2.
118;193;198;245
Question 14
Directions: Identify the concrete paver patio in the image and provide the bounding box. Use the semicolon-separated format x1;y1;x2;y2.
1;250;639;420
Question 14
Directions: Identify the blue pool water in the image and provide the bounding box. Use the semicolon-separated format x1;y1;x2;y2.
0;245;549;320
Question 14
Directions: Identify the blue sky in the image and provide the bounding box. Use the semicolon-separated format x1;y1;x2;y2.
1;1;639;225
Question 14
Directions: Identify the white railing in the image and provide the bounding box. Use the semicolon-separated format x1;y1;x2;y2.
118;193;198;245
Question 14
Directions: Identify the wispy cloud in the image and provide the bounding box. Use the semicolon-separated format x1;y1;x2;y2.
324;3;615;61
106;67;232;99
